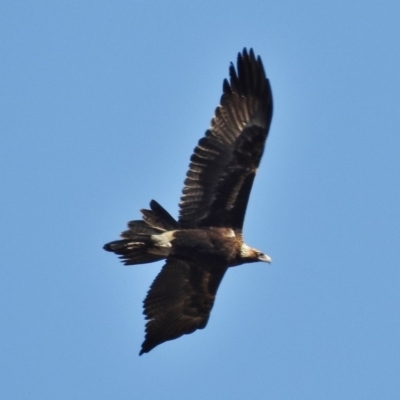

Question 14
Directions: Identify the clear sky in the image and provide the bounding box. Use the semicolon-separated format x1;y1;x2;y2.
1;1;399;399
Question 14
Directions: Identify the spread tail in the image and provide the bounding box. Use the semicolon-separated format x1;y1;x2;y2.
103;200;180;265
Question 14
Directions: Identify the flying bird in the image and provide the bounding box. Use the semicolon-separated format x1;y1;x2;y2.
104;48;273;355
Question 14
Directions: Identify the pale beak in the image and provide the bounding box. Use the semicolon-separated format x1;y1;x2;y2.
258;253;272;263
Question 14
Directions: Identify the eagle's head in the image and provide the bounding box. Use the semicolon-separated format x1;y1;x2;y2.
240;243;271;264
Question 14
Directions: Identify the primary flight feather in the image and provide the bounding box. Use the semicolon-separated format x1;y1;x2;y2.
104;48;273;355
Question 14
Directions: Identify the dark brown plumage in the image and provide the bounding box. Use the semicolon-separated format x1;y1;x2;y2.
104;48;273;355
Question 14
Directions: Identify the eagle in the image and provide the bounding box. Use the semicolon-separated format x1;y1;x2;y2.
104;48;273;355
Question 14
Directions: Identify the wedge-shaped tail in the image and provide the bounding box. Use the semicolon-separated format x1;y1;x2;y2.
103;200;180;265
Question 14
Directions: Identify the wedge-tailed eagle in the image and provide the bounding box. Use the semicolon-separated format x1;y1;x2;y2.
104;48;273;355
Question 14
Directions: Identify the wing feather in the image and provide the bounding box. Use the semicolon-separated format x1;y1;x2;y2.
178;48;273;229
140;257;227;355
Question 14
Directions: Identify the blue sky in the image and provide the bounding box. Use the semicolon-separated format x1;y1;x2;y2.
1;1;400;399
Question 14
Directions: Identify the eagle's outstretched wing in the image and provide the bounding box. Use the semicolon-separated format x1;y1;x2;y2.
178;48;273;230
140;257;227;355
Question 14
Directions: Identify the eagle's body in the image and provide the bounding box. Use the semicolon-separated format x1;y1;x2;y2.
104;49;273;355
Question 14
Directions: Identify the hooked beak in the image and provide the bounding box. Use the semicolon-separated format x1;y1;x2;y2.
258;253;272;263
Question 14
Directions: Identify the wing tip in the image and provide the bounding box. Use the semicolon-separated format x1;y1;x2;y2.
229;48;267;96
139;347;147;356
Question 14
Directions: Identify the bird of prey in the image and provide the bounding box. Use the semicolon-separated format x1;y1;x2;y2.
104;48;273;355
